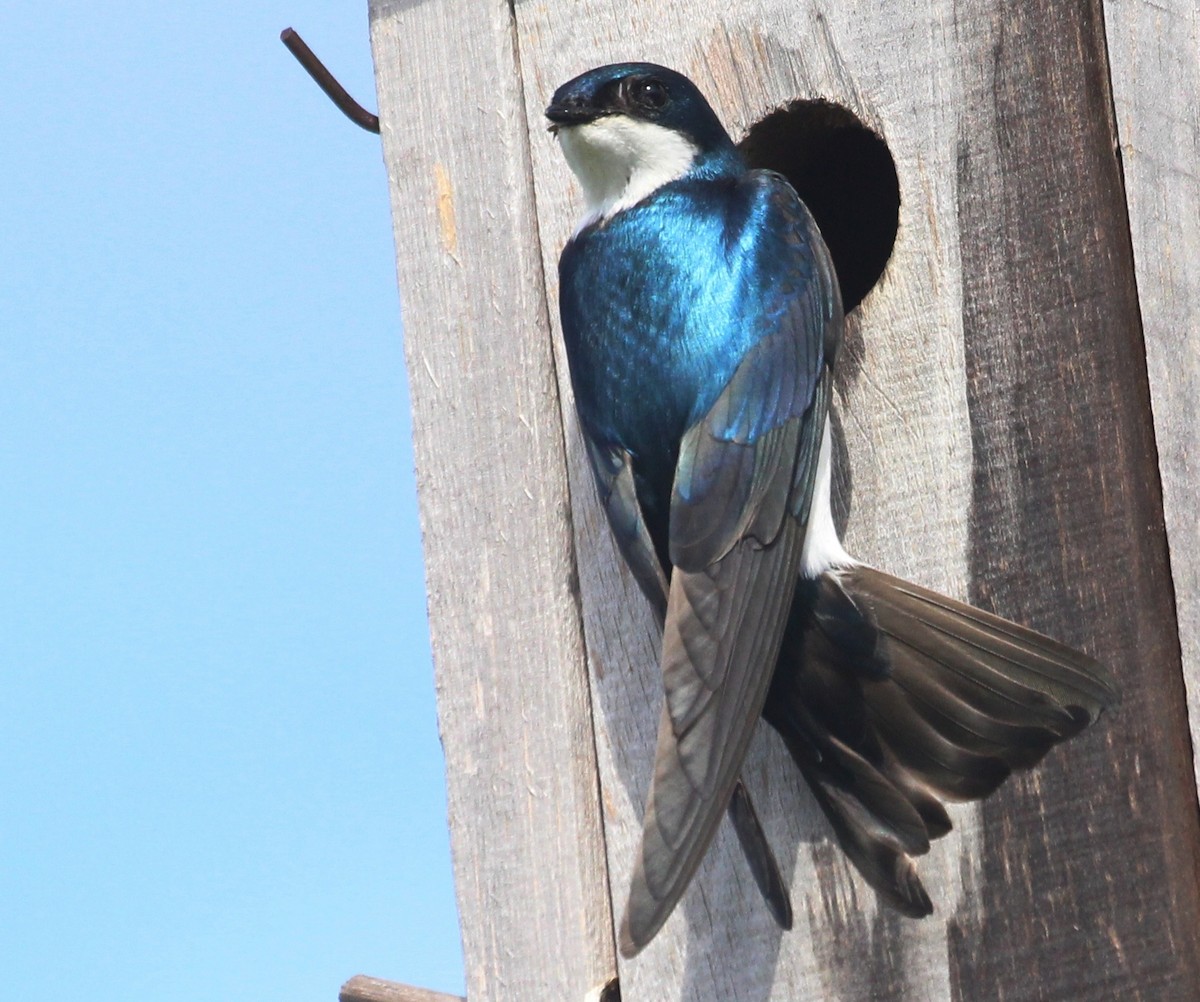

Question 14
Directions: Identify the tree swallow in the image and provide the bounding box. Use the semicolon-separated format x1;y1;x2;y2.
547;62;1116;958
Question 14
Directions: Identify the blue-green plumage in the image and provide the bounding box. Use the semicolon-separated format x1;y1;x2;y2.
560;167;835;567
548;62;1114;959
552;63;843;953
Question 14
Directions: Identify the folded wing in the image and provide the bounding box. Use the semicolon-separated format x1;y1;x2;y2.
620;175;841;955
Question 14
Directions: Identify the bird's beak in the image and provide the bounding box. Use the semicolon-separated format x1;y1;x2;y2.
545;98;596;135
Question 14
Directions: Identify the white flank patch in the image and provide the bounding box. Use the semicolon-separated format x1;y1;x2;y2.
557;115;698;230
801;419;856;577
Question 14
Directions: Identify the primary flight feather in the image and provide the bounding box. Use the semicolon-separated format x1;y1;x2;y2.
547;62;1115;957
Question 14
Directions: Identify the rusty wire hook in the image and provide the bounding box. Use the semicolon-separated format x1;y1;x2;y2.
280;27;380;134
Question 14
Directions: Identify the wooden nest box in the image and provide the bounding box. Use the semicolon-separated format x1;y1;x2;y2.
365;0;1200;998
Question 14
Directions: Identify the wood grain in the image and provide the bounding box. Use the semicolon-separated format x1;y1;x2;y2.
516;4;988;999
1103;0;1200;797
365;0;1200;997
368;1;615;999
949;1;1200;998
510;0;1200;998
340;975;464;1002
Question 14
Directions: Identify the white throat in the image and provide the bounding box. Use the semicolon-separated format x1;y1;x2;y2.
557;116;698;230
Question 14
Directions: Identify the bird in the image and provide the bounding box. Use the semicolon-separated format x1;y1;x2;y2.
546;62;1116;958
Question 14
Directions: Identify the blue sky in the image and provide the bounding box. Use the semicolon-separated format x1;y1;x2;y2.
1;4;463;998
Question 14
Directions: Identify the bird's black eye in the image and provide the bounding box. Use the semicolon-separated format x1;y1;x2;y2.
627;77;669;112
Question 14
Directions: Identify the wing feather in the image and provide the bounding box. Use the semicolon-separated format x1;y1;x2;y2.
584;420;797;929
623;519;804;949
585;438;670;621
620;174;842;955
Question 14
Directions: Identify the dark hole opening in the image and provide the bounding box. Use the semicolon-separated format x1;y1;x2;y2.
739;101;900;314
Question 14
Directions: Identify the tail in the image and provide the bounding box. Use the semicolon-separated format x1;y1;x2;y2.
762;565;1117;917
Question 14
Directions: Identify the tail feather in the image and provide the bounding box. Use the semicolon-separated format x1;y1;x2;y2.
763;563;1115;917
727;779;794;930
875;741;953;839
879;643;1060;764
767;693;935;917
862;570;1114;716
863;680;1016;799
801;757;934;918
877;622;1083;741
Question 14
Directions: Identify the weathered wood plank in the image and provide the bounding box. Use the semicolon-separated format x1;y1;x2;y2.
340;975;464;1002
512;1;1200;998
1103;0;1200;796
948;2;1200;997
516;7;979;1000
367;2;615;998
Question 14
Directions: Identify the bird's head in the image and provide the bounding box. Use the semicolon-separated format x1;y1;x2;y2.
546;63;738;225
